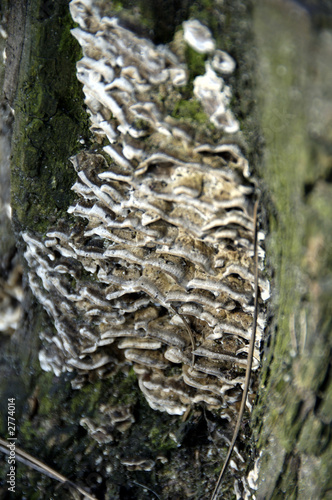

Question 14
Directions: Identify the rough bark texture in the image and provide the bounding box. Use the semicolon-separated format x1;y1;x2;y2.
252;1;332;499
0;0;331;499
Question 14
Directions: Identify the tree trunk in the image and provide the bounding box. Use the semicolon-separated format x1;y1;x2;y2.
0;1;331;499
252;1;332;499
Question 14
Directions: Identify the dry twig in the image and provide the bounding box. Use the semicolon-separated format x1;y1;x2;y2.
210;197;260;500
0;437;98;500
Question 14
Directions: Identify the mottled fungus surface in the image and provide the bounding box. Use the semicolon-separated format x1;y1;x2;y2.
21;1;269;497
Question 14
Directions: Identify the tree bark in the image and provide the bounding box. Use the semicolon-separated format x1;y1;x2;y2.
252;1;332;499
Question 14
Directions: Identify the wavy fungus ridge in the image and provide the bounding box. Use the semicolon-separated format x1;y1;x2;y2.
23;1;269;426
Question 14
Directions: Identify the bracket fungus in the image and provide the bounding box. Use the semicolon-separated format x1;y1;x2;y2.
183;19;216;54
22;1;269;492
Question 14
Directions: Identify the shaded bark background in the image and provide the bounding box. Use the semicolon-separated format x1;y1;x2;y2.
252;1;332;498
0;0;331;499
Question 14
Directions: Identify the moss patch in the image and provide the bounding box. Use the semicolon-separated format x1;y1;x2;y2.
10;0;91;235
171;97;208;123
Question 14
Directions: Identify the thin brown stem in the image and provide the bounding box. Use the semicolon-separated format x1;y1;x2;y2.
169;304;196;366
210;197;260;500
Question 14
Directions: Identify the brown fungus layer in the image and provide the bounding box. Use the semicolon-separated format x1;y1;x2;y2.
23;0;269;426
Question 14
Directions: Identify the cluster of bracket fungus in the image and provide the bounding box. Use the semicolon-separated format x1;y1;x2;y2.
23;0;269;427
80;403;135;444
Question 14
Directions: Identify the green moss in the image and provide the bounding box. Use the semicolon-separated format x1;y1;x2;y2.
251;1;332;498
277;463;298;500
280;397;303;451
11;0;91;235
318;377;332;424
19;419;39;442
133;118;150;132
188;0;221;46
104;367;138;407
185;45;207;83
298;414;330;456
252;0;311;445
148;424;178;452
171;98;208;123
